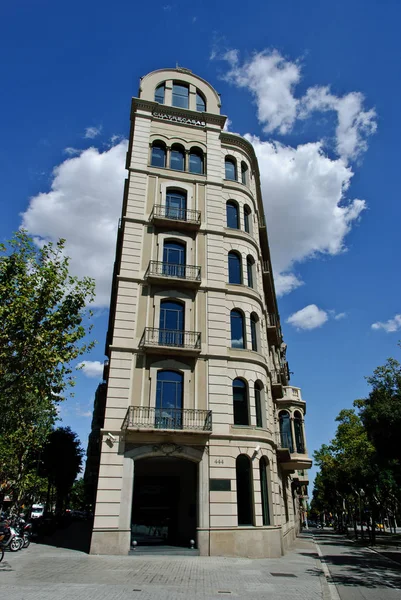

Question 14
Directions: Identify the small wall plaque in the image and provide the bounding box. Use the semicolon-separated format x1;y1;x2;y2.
210;479;231;492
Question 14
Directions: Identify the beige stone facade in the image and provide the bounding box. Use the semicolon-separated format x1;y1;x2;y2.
89;67;312;558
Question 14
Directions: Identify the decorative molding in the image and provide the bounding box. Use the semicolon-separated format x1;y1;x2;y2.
153;443;183;456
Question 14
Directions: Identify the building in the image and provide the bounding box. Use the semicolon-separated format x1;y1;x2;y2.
89;67;312;557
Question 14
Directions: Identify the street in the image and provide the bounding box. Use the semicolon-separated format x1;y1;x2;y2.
0;531;400;599
314;529;401;600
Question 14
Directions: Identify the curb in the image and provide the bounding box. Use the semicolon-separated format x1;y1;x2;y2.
313;537;341;600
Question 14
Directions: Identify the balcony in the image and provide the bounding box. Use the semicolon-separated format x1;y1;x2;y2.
262;260;274;297
279;386;306;409
151;204;201;231
267;313;282;347
277;433;312;471
140;327;201;355
146;261;201;288
122;406;212;434
271;371;284;399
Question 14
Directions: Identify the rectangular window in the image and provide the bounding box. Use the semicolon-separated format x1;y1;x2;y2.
172;83;189;109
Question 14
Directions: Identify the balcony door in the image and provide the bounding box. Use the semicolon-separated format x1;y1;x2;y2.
163;241;186;279
165;190;187;220
159;300;184;346
155;370;183;429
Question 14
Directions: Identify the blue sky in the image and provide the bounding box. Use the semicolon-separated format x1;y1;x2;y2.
1;0;400;485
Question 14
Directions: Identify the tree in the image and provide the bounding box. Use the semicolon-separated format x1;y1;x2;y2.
41;427;84;513
0;231;95;506
356;357;401;489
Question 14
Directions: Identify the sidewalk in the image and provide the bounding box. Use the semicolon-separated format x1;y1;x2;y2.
0;533;329;600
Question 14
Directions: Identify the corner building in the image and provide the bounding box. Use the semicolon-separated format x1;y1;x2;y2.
90;68;312;558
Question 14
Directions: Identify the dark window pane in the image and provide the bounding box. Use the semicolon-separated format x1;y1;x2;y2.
260;459;270;525
250;316;257;351
196;91;206;112
170;147;184;171
231;310;245;349
163;241;186;277
172;83;189;108
236;455;253;525
159;300;184;340
228;252;242;284
151;145;166;167
226;202;239;229
294;415;305;453
225;159;236;180
279;412;294;453
255;386;262;427
233;379;249;425
165;191;187;220
241;163;248;185
247;259;253;288
156;370;183;429
189;151;203;174
244;208;251;233
155;84;165;104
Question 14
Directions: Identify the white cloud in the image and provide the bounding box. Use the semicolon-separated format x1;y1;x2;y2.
287;304;328;330
300;86;377;161
334;312;347;320
223;50;300;135
371;314;401;333
223;118;232;132
247;136;366;295
64;147;81;156
220;49;376;161
21;141;127;306
77;360;104;378
84;126;102;139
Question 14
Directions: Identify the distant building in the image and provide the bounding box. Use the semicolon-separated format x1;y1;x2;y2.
88;68;312;557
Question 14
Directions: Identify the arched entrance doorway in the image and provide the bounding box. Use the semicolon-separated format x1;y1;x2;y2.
131;456;197;547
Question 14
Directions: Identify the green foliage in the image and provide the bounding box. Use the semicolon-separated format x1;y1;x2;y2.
41;427;84;512
312;350;401;537
0;231;95;507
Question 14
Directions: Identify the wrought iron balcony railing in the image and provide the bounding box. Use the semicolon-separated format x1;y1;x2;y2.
152;204;201;225
140;327;201;350
147;261;201;282
122;406;212;432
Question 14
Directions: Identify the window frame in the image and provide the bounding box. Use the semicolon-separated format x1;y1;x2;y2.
228;251;242;285
236;454;254;526
151;141;167;168
170;144;185;171
196;90;206;112
225;157;237;181
154;83;165;104
172;82;189;109
230;309;245;349
189;147;204;174
226;201;240;229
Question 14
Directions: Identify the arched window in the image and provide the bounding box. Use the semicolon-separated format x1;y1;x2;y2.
279;411;294;453
196;90;206;112
254;381;263;427
294;411;305;454
236;455;253;525
172;82;189;109
151;141;166;168
233;379;249;426
170;144;185;171
156;370;183;429
231;310;245;349
163;240;186;278
159;300;184;346
247;256;254;288
228;251;242;284
226;201;239;229
241;162;248;185
154;83;165;104
165;189;187;220
225;157;237;181
259;457;271;525
244;205;251;234
189;148;204;174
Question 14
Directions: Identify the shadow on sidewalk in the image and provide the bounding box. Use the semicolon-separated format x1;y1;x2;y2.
35;520;92;554
312;530;401;589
